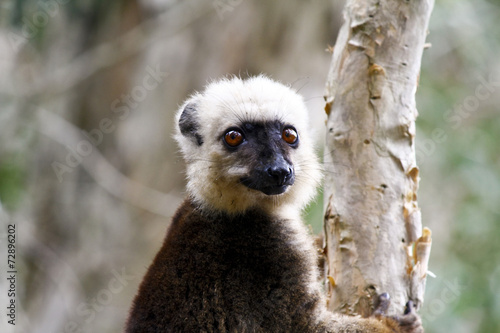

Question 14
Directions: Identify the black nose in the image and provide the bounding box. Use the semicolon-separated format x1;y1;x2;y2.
267;166;293;186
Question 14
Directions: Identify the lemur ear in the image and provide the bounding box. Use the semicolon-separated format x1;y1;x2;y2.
178;102;203;146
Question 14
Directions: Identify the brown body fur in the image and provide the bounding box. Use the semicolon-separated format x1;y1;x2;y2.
126;200;421;333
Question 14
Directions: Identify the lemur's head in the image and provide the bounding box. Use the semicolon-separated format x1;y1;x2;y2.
175;76;322;215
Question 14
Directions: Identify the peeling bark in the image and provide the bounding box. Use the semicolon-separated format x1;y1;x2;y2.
323;0;434;317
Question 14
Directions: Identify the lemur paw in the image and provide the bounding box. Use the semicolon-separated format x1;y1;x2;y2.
374;293;424;333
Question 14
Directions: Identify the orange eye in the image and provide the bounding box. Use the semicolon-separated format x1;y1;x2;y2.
282;127;298;145
224;130;244;147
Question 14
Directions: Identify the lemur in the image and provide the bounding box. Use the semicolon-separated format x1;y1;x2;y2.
125;76;423;333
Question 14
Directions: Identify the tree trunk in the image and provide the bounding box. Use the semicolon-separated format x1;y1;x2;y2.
323;0;434;317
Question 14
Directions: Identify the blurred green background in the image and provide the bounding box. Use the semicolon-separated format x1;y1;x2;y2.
0;0;499;332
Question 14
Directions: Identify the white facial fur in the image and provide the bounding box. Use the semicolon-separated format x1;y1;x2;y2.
174;75;322;215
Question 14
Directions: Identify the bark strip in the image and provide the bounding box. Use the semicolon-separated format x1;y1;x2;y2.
323;0;434;317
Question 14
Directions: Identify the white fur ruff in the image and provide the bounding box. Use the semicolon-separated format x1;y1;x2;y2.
174;75;322;216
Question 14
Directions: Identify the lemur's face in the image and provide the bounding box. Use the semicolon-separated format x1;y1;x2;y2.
175;76;321;214
222;121;297;196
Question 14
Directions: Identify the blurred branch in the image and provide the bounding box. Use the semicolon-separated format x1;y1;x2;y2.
8;1;213;98
36;107;181;218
